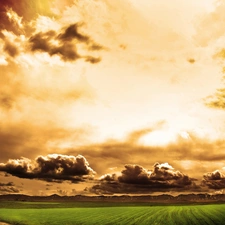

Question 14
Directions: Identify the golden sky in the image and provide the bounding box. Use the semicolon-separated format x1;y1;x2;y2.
1;0;225;196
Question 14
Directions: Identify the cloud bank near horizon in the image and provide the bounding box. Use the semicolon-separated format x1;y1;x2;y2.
0;154;95;183
88;162;199;194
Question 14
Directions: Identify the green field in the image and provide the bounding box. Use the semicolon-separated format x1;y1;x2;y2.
0;201;225;225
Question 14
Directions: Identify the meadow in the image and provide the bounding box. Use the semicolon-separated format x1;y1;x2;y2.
0;201;225;225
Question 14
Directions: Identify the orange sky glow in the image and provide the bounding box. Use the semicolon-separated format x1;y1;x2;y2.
1;0;225;196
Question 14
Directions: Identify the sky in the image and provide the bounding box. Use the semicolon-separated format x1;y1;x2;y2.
1;0;225;196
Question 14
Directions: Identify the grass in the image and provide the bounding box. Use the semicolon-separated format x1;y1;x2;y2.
0;201;225;225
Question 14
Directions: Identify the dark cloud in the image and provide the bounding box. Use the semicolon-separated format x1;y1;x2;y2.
0;181;20;194
119;163;194;188
118;164;152;184
29;30;56;53
100;173;117;182
0;154;95;183
29;23;103;63
187;58;195;64
202;170;225;189
0;181;14;186
0;186;20;194
89;43;104;51
89;163;197;194
58;23;89;42
205;88;225;109
0;91;15;109
3;40;18;57
85;56;101;64
51;42;80;61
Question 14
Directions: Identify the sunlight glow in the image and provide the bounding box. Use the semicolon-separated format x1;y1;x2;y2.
180;160;194;170
140;129;177;146
140;129;191;146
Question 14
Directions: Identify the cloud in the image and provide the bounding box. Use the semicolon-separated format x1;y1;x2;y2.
0;61;26;110
68;126;165;173
0;4;22;35
119;163;194;187
0;123;92;163
58;23;89;42
0;181;14;186
85;56;101;64
3;40;18;57
202;170;225;189
57;189;68;196
196;2;225;110
127;129;157;144
29;23;103;63
29;30;81;62
29;30;56;53
100;173;117;182
118;164;152;184
204;47;225;110
0;91;15;109
0;1;54;38
187;58;195;64
0;62;97;113
0;181;20;194
89;163;197;194
0;4;104;65
5;8;23;29
205;87;225;109
68;127;225;178
0;154;95;183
